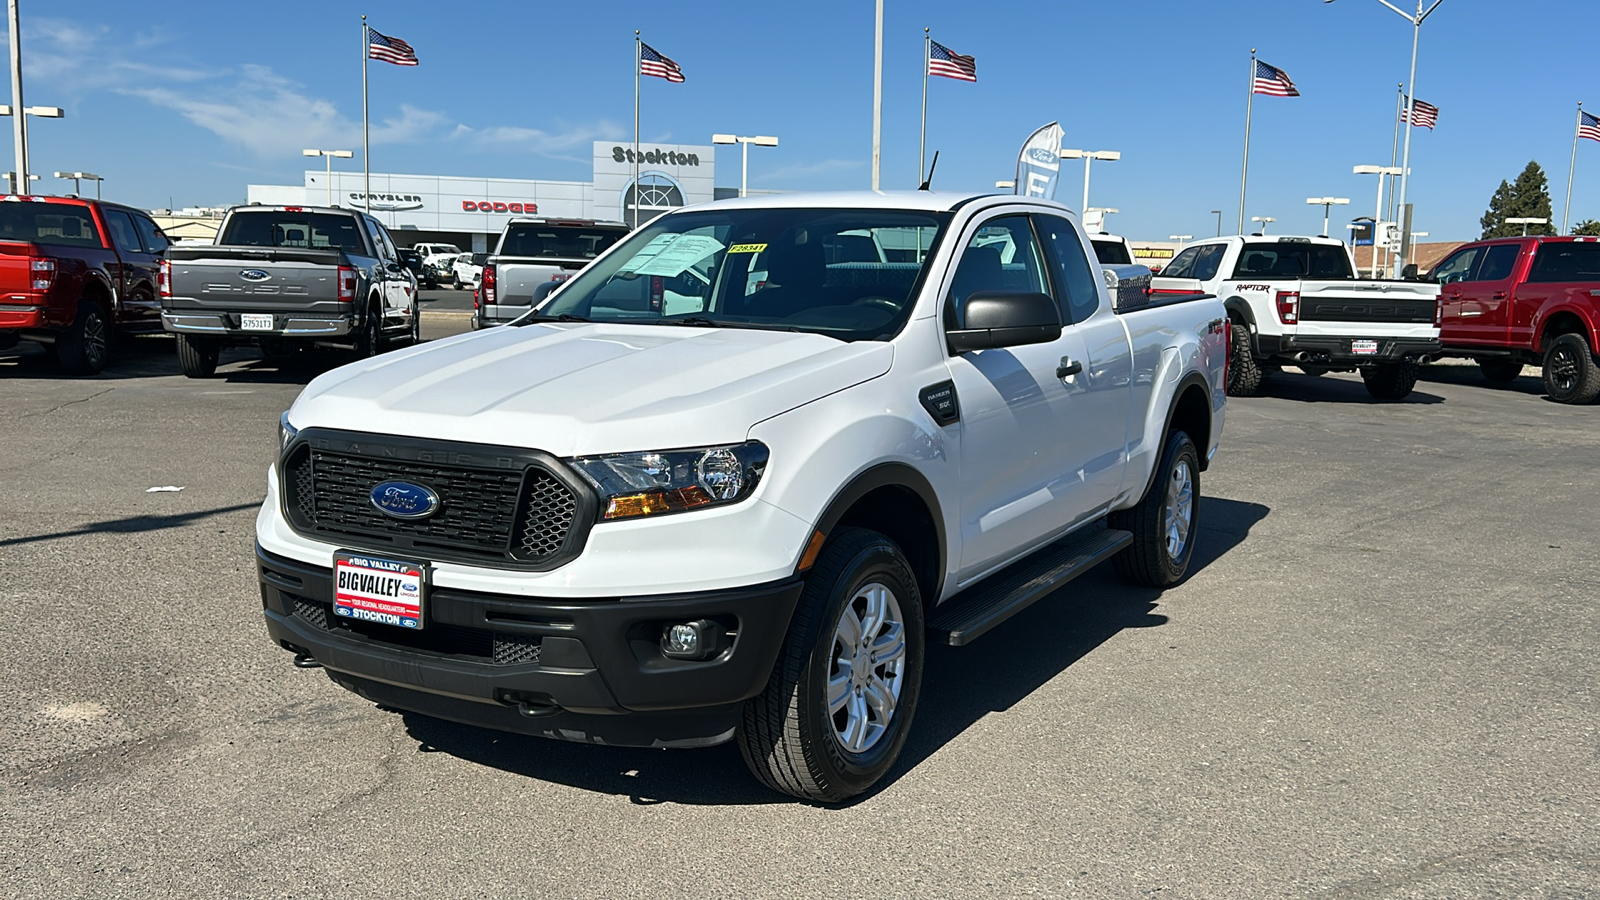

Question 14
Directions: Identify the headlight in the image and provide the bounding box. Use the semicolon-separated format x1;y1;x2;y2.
279;412;299;451
569;442;769;520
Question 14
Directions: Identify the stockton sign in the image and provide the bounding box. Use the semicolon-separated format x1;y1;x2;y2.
611;146;700;166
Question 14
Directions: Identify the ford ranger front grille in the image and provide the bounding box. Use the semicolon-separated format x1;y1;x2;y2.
280;430;597;570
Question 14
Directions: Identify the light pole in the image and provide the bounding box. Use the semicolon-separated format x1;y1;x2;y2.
1210;209;1223;236
3;171;36;193
1409;231;1428;267
53;171;101;198
0;103;63;195
1060;149;1120;214
1506;217;1548;237
1326;0;1446;276
1251;215;1276;234
1306;197;1350;237
1354;165;1404;276
711;134;779;198
302;149;354;206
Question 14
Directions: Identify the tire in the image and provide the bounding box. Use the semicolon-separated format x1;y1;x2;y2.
453;282;463;291
1225;320;1264;397
737;527;925;803
175;333;220;378
56;299;111;375
1541;333;1600;404
1109;429;1200;588
1361;360;1419;400
352;302;383;359
1477;358;1523;384
409;305;422;345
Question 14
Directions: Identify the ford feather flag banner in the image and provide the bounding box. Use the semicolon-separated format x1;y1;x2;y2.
1014;122;1064;199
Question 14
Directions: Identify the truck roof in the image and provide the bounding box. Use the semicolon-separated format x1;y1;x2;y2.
505;217;628;228
231;204;364;216
1185;234;1346;247
689;190;1012;214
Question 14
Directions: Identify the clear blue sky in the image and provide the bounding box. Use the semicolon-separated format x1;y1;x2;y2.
16;0;1600;241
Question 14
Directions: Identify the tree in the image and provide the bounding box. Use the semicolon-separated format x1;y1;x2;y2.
1572;219;1600;236
1480;161;1557;238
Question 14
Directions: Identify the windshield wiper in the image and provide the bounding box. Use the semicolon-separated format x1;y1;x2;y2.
518;313;590;325
650;316;725;328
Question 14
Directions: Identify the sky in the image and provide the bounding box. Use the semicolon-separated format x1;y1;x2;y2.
14;0;1600;242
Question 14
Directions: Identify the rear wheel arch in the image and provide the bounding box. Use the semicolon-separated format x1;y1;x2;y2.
806;464;945;606
1539;311;1593;354
1224;297;1260;351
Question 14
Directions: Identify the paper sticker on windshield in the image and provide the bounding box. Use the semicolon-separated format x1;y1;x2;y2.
728;243;767;254
617;233;725;277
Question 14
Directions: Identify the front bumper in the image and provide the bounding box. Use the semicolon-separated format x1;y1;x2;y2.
162;311;353;337
1267;334;1441;364
259;545;804;746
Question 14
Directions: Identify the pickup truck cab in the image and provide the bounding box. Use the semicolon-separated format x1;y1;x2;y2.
1161;235;1442;399
0;194;170;374
259;191;1227;801
1088;232;1135;266
477;217;628;327
1429;236;1600;404
161;205;418;377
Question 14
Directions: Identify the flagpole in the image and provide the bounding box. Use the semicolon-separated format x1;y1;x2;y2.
1238;49;1255;235
633;31;640;229
871;0;883;190
1564;101;1582;235
919;28;929;185
362;15;369;214
1383;83;1402;276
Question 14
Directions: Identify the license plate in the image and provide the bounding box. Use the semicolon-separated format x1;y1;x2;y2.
333;552;427;630
1351;339;1379;355
241;314;274;331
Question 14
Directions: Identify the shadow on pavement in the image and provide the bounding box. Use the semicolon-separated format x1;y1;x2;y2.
1414;362;1546;397
391;496;1271;806
0;334;373;385
0;501;262;548
1254;369;1445;405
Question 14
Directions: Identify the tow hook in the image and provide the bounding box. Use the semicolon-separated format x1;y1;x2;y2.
292;653;322;669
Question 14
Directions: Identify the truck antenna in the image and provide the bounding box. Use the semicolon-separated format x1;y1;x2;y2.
918;151;939;191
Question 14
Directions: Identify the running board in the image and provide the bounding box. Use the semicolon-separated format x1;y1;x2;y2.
928;527;1133;647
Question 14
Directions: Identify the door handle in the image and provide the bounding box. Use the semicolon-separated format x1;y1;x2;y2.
1492;292;1507;299
1056;358;1083;379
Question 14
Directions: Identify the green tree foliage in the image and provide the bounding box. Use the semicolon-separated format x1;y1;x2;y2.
1481;162;1557;238
1571;219;1600;237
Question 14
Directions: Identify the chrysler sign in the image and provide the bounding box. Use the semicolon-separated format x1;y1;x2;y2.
349;192;425;211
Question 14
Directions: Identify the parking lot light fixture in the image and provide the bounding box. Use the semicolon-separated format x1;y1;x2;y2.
1169;234;1193;242
0;92;67;196
711;133;778;198
1210;209;1223;236
303;149;354;206
1306;197;1351;237
1354;165;1405;275
53;171;102;199
995;180;1016;189
3;171;37;193
1506;217;1548;237
1250;215;1275;235
1060;149;1120;214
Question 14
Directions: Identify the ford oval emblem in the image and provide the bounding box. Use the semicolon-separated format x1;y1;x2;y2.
239;269;272;282
369;481;440;520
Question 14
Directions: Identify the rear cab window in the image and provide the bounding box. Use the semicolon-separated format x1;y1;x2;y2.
1231;242;1353;280
499;224;627;260
1527;242;1600;283
0;202;101;248
221;211;371;256
1089;237;1132;265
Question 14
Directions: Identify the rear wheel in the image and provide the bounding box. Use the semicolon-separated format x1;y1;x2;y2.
1110;429;1200;588
1361;360;1419;400
175;333;220;378
409;304;422;344
1225;320;1263;397
352;302;383;359
57;299;110;375
1477;358;1523;384
1542;333;1600;404
737;528;924;803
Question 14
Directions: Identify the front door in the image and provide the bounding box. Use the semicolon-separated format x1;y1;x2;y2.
942;213;1104;581
1433;245;1483;345
1452;242;1522;345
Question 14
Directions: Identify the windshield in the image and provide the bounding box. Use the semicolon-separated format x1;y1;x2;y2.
1090;237;1132;265
529;207;951;341
221;211;368;255
499;224;627;260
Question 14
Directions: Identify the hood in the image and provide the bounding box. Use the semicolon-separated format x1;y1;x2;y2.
291;323;893;456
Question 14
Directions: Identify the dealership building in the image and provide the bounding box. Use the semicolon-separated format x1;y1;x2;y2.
246;141;718;252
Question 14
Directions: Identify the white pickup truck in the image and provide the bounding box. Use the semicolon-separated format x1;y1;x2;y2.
1158;235;1442;399
258;191;1228;801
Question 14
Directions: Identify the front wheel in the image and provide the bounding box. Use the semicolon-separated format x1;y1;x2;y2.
1361;359;1419;400
1110;429;1200;588
737;528;924;803
175;333;220;378
1542;333;1600;404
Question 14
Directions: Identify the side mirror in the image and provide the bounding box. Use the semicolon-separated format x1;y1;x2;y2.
945;290;1061;354
1401;263;1420;281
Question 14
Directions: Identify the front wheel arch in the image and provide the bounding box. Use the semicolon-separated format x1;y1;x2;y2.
804;463;945;606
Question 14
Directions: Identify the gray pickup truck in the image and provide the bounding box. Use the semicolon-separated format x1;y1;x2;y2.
475;217;628;328
160;205;418;377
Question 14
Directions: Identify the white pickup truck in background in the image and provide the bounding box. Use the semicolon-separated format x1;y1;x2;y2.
1156;235;1442;400
476;217;629;328
259;191;1227;802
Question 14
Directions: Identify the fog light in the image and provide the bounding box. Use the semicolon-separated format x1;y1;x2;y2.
661;619;725;660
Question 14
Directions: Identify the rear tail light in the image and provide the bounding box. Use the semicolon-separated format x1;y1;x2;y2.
1435;298;1442;326
650;275;664;312
158;259;172;299
1275;290;1300;324
482;264;496;304
30;257;57;292
337;265;356;302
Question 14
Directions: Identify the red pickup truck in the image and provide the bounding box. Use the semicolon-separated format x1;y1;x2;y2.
0;194;169;374
1430;235;1600;404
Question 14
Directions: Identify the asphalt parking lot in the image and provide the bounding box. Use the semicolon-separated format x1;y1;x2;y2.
2;328;1596;898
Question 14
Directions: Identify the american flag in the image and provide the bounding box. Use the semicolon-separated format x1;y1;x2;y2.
928;40;976;82
640;42;685;83
367;29;418;67
1406;96;1439;129
1252;60;1299;97
1581;110;1600;143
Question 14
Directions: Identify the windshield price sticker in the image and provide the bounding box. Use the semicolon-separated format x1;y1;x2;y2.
617;233;725;278
333;553;425;630
728;243;767;254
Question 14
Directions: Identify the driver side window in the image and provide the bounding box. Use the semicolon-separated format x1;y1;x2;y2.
948;216;1048;312
1432;247;1481;284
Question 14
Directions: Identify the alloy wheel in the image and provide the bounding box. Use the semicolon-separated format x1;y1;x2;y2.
828;581;907;754
1164;458;1194;561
